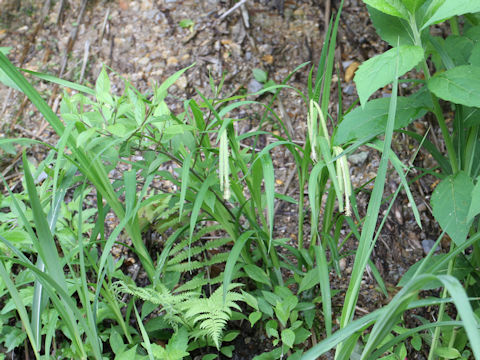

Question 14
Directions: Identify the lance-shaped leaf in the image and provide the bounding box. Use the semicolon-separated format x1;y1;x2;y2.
363;0;409;19
354;45;424;106
422;0;480;30
428;65;480;107
431;172;474;246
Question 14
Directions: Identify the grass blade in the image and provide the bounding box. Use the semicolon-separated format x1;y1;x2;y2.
223;230;254;302
260;154;275;250
0;259;40;359
337;45;401;356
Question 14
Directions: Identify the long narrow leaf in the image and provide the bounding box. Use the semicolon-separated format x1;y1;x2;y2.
337;44;401;356
0;260;40;359
223;230;254;302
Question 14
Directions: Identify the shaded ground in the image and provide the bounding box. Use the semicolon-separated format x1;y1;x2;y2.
0;0;444;358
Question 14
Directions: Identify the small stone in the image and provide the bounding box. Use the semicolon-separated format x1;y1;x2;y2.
167;56;178;65
248;79;263;93
422;239;437;255
176;75;188;90
339;258;347;271
349;151;369;166
343;83;355;95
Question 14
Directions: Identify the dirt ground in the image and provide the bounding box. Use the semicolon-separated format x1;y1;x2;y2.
0;0;443;358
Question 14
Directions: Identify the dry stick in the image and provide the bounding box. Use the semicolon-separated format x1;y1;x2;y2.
79;40;90;84
3;0;51;123
324;0;331;30
35;0;88;139
217;0;248;22
240;2;250;28
56;0;66;24
1;88;13;116
99;8;110;42
273;165;297;216
59;0;88;76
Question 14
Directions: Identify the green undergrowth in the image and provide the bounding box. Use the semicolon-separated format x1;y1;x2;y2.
0;0;480;359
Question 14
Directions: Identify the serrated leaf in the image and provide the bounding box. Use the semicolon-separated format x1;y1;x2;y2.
109;330;125;355
3;326;26;352
115;345;138;360
444;35;474;67
354;45;424;106
467;177;480;222
398;254;472;289
334;94;428;144
367;6;414;47
401;0;427;12
428;65;480;107
179;19;194;28
469;43;480;66
252;68;267;83
434;347;461;359
298;269;320;293
281;329;295;349
95;66;113;105
363;0;409;19
422;0;480;29
243;264;271;286
249;311;262;327
411;334;422;351
431;172;474;246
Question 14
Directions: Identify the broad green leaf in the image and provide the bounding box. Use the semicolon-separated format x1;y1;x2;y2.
298;268;320;293
3;326;27;352
444;35;475;67
363;0;409;19
469;43;480;66
334;94;428;144
467;177;480;222
243;264;271;286
275;302;290;327
115;345;138;360
428;65;480;107
401;0;427;12
434;347;462;359
367;6;414;47
253;68;267;83
422;0;480;30
281;329;295;349
95;66;113;106
110;330;126;355
398;254;472;289
411;334;422;351
354;45;423;106
248;311;262;327
431;172;474;245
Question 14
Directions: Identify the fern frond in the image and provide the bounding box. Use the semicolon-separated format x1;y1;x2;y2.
166;252;229;273
169;224;223;256
168;238;231;265
183;284;244;349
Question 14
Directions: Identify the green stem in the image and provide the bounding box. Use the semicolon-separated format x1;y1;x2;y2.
450;17;460;36
410;14;459;174
464;125;479;176
428;243;456;360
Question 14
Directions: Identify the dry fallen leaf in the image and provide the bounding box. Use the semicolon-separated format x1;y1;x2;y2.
345;61;360;83
262;54;274;64
118;0;129;10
